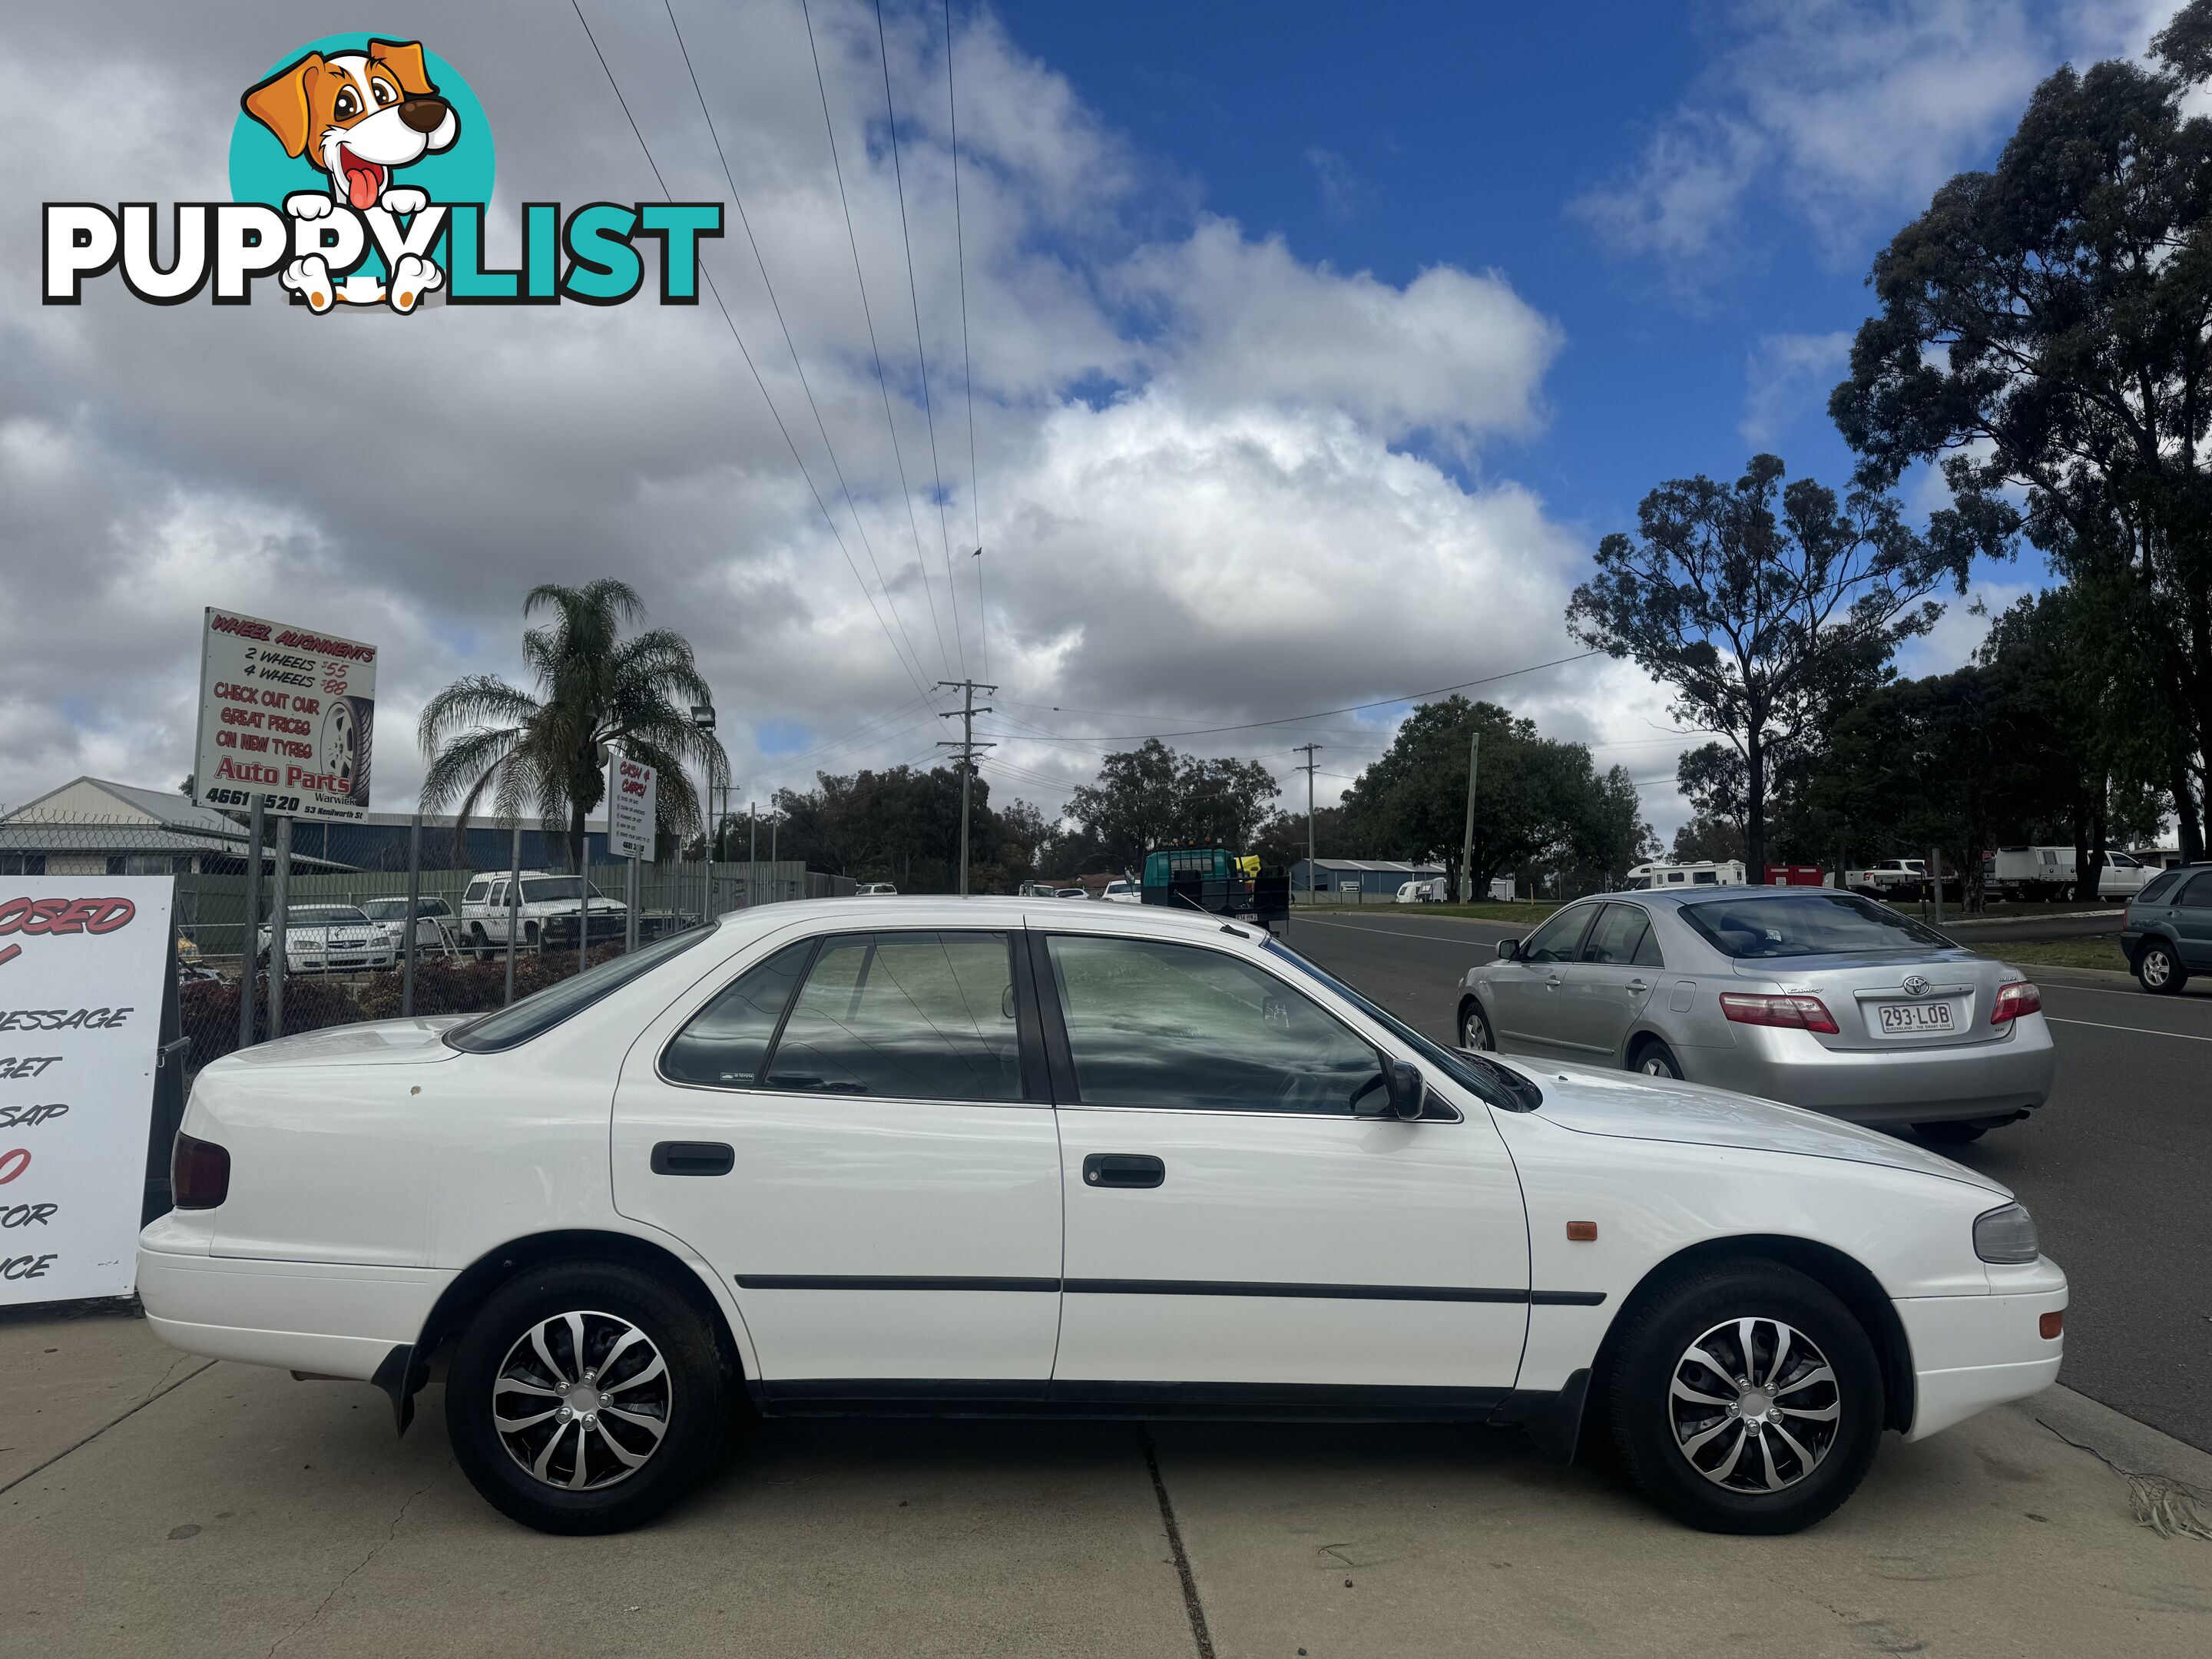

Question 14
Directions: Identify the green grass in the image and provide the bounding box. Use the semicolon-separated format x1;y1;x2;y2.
1970;937;2131;974
1299;901;1561;924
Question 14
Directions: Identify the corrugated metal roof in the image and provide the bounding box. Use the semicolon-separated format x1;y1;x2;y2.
1296;858;1445;874
2;777;247;836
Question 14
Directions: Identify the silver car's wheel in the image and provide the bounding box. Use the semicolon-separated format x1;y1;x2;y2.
492;1310;671;1491
1459;1001;1495;1051
1634;1041;1683;1080
1667;1316;1841;1493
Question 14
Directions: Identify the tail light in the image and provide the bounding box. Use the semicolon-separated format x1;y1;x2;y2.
1718;992;1840;1034
1991;981;2042;1025
171;1132;230;1209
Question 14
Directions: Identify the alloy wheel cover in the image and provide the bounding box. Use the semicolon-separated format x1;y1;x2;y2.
492;1309;673;1491
1667;1315;1841;1493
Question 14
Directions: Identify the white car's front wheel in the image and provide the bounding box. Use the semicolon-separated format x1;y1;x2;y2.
1604;1260;1883;1535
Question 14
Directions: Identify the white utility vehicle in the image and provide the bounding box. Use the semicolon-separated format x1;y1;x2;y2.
459;871;628;958
1844;859;1928;897
1985;846;2157;902
144;897;2063;1539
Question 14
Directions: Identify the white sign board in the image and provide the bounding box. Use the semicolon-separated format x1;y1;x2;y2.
0;878;173;1305
193;607;377;822
608;749;657;859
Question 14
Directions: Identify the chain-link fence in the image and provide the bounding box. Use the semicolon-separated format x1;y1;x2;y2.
2;808;855;1095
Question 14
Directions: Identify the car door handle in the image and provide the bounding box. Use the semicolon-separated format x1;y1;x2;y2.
1082;1153;1165;1189
1542;973;1564;988
651;1141;734;1177
1626;979;1650;993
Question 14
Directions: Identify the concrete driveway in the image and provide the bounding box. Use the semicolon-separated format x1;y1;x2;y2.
5;1311;2209;1657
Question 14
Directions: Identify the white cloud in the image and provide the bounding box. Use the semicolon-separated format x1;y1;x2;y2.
0;0;1621;837
1740;330;1852;448
1573;0;2190;285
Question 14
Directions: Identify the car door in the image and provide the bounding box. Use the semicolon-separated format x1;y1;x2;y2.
611;925;1064;1401
1038;928;1529;1404
2174;869;2212;967
1557;902;1663;1061
1485;902;1597;1056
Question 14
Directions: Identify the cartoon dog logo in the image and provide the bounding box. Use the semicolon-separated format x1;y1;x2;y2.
240;39;457;313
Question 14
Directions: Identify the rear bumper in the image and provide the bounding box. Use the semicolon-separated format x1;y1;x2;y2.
137;1233;449;1382
1895;1264;2067;1440
1685;1020;2055;1125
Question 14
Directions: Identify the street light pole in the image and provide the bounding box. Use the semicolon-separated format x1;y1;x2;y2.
1459;730;1481;904
1293;743;1323;905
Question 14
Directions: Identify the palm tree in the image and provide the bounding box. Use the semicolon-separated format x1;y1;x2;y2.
418;581;727;872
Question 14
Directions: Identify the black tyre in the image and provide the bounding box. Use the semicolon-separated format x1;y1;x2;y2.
524;922;541;953
1459;999;1495;1051
2136;939;2187;995
1605;1260;1883;1535
469;922;491;962
1912;1121;1987;1144
445;1260;731;1535
1631;1038;1683;1081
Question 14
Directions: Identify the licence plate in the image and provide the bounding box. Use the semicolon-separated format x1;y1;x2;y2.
1875;1001;1955;1036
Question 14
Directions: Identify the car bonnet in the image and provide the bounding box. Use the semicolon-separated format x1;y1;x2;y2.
1494;1058;2010;1194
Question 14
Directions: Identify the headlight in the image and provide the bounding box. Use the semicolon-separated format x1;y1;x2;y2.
1973;1202;2039;1263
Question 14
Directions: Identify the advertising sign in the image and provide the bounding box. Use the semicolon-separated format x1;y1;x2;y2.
608;749;657;860
0;879;174;1305
194;608;376;821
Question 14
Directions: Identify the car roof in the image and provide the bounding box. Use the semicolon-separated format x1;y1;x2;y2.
1583;886;1850;910
711;892;1247;943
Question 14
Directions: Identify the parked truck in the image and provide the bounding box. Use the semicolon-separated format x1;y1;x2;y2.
1843;857;1929;899
1984;846;2159;902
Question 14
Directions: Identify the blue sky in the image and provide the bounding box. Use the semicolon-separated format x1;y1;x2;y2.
999;0;2142;610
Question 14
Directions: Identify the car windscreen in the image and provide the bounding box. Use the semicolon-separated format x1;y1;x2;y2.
445;926;715;1053
360;901;406;919
520;877;601;904
1679;892;1952;959
1263;937;1541;1111
289;906;367;926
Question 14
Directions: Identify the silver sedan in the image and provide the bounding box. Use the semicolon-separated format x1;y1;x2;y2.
1455;887;2055;1143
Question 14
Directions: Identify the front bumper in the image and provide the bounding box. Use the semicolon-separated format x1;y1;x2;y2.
1687;1018;2056;1125
1895;1259;2067;1439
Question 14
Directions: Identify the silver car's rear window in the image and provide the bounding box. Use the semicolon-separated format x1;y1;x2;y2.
1680;892;1952;959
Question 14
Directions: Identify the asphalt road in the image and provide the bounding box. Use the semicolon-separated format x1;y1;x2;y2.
1280;908;2212;1453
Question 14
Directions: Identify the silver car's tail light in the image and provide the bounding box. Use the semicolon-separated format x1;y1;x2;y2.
1973;1202;2039;1263
1990;981;2041;1025
1717;992;1840;1035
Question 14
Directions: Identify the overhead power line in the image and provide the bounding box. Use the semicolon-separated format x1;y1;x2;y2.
801;0;952;680
569;0;932;701
944;0;986;680
873;0;965;677
661;0;932;694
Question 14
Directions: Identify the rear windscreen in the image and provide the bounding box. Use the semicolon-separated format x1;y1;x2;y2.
1680;892;1951;959
445;926;713;1052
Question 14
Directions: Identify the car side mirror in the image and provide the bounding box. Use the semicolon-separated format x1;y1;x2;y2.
1496;939;1520;962
1386;1060;1425;1121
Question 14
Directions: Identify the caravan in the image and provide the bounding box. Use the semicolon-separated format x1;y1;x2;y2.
1622;859;1747;892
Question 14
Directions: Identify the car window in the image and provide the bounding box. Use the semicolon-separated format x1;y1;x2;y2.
521;877;603;904
446;926;714;1053
1520;906;1594;964
661;940;815;1088
289;906;366;925
2137;869;2184;905
362;900;402;920
2180;870;2212;909
1581;902;1653;965
764;931;1021;1101
462;879;490;906
2108;852;2141;869
1681;892;1950;958
1634;920;1664;967
1045;933;1383;1115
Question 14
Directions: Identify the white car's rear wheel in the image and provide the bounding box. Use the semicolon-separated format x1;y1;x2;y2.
446;1261;730;1534
1604;1261;1882;1534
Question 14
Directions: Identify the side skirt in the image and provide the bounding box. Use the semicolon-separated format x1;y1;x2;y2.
760;1377;1525;1424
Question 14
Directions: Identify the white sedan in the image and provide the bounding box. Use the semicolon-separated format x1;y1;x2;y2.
140;897;2065;1536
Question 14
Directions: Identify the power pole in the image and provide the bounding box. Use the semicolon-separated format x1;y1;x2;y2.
1293;743;1323;902
1459;730;1482;904
938;679;997;896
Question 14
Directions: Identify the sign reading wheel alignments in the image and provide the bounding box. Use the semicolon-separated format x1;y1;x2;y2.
0;879;173;1304
193;608;376;820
